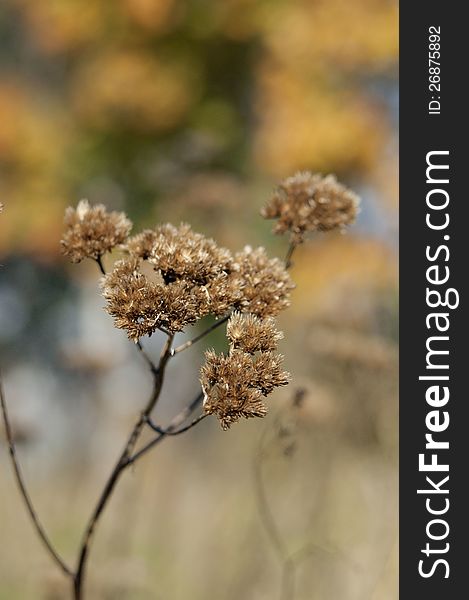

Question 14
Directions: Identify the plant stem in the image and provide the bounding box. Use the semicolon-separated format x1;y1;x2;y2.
284;242;297;270
0;374;73;578
125;390;204;467
95;256;106;276
73;334;173;599
171;314;230;355
136;340;159;375
145;413;207;436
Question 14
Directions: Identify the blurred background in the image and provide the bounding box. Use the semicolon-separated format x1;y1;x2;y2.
0;1;398;598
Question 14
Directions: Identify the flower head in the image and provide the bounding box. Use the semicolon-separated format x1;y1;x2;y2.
125;223;232;284
61;200;132;263
104;224;242;340
101;257;212;340
201;313;290;429
262;172;360;243
233;246;295;317
227;312;283;354
101;218;292;342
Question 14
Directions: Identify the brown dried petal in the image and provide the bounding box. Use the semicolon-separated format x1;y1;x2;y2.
233;246;295;317
200;346;290;429
61;199;132;263
262;172;360;243
252;352;291;395
147;223;233;284
227;312;283;354
101;257;212;340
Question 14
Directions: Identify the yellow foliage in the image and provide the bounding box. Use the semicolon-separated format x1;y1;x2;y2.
0;83;69;170
122;0;178;33
289;236;397;317
262;0;398;72
11;0;105;54
254;63;386;176
0;0;397;256
71;50;200;132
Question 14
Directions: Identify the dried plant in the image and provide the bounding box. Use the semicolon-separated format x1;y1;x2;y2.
60;199;132;267
262;172;360;267
201;313;290;430
0;172;360;599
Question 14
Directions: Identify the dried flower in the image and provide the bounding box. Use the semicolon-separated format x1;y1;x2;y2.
101;257;211;340
61;200;132;263
101;217;292;342
124;229;159;260
147;223;233;284
201;351;258;430
262;172;360;243
201;342;290;430
104;223;247;339
126;223;232;282
227;312;283;354
233;246;295;317
252;352;290;394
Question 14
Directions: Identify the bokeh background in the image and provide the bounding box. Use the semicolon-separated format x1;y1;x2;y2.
0;1;398;598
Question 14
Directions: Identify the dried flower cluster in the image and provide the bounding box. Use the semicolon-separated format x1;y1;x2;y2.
126;223;232;284
262;171;360;243
100;224;293;341
201;313;290;429
60;171;359;429
61;199;132;263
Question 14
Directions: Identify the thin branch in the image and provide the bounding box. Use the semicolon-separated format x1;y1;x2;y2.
284;242;297;270
0;374;73;578
125;390;204;467
141;333;174;415
73;334;174;599
158;325;173;337
95;256;106;276
171;314;230;355
145;413;207;436
136;340;159;376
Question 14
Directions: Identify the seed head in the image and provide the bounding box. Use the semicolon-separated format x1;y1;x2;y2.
201;324;290;430
101;257;214;340
124;229;159;260
126;223;232;284
233;246;295;317
103;221;293;341
227;312;283;354
61;199;132;263
262;172;360;243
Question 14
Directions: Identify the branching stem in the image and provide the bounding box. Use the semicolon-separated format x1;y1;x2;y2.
171;314;230;355
2;227;298;599
125;390;204;467
136;340;159;375
72;333;174;599
145;413;206;436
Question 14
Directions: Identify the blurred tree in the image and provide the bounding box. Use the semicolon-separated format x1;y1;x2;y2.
1;0;397;257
